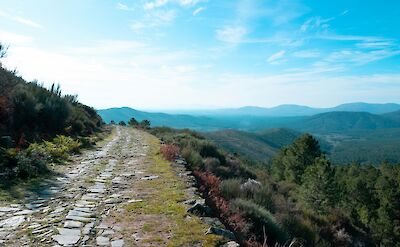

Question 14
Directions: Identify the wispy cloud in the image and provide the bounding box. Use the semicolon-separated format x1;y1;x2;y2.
193;7;206;16
116;3;134;11
0;10;42;28
300;16;334;32
0;30;33;44
267;50;286;64
143;0;205;10
293;49;320;58
216;26;247;43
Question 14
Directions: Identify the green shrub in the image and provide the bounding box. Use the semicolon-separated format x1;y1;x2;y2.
28;135;81;163
204;157;220;173
220;178;242;200
181;147;203;169
253;184;275;213
231;198;287;243
281;214;315;247
15;149;49;178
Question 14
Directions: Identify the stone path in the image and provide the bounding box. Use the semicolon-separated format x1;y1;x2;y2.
0;127;149;246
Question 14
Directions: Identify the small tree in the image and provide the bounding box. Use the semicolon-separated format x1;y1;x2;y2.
128;117;138;127
110;120;115;125
299;156;337;214
118;121;126;126
139;119;151;129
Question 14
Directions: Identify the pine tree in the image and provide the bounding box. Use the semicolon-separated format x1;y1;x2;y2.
299;156;337;214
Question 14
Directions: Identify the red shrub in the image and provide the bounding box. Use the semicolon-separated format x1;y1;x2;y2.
193;171;257;246
160;144;180;161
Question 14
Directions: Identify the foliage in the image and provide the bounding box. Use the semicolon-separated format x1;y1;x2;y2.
139;119;151;129
160;144;180;161
0;44;103;180
128;117;138;126
271;134;321;183
298;157;337;214
118;121;126;126
220;178;242;200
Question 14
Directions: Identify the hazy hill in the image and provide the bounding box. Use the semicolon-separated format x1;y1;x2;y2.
163;102;400;117
292;111;400;133
205;128;302;163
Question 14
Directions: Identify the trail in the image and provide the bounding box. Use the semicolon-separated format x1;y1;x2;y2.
0;127;150;246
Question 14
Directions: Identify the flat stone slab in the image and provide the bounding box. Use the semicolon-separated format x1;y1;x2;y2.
0;216;25;229
0;207;20;212
64;221;83;228
53;228;81;246
96;236;110;246
111;239;124;247
141;175;159;180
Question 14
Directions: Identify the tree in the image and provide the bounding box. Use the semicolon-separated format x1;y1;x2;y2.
139;119;151;129
272;134;321;183
128;117;138;127
118;121;126;126
110;120;115;125
298;156;337;214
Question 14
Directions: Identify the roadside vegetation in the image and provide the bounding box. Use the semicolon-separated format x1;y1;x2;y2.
149;127;400;247
0;43;104;182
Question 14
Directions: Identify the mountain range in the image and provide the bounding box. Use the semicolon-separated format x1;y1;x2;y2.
98;103;400;133
161;102;400;116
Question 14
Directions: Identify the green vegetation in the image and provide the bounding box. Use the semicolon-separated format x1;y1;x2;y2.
0;43;103;180
151;126;400;246
120;130;221;246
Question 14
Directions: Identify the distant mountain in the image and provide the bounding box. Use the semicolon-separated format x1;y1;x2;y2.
205;128;301;163
98;107;222;130
166;102;400;117
292;111;400;133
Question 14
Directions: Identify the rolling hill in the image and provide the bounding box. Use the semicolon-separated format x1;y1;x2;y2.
163;102;400;117
204;128;302;163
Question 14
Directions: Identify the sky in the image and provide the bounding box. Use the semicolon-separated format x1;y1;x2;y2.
0;0;400;110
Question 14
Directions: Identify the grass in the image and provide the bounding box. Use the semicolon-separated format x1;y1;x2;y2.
123;129;221;246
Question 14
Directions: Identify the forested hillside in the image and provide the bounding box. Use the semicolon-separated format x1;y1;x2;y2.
152;127;400;246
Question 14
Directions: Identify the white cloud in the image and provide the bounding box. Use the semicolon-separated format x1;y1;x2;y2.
116;3;134;11
144;0;169;10
293;49;320;58
325;49;400;65
192;7;206;16
300;16;334;32
267;50;286;64
216;26;247;43
0;30;33;44
0;10;42;29
130;21;146;31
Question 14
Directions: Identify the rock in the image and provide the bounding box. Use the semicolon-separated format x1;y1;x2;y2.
0;207;20;212
102;229;115;236
111;239;124;247
187;202;212;217
14;209;33;215
127;199;143;203
140;175;159;180
221;241;240;247
64;221;83;228
0;216;25;229
206;227;236;240
82;222;94;235
52;228;81;246
96;236;110;246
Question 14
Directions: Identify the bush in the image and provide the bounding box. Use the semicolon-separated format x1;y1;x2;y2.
160;144;180;161
182;147;203;169
220;178;242;200
15;149;49;178
204;157;220;173
28;135;81;163
231;198;287;244
253;184;275;212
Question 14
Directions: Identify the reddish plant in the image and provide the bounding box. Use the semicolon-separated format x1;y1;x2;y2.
193;171;258;246
160;144;180;161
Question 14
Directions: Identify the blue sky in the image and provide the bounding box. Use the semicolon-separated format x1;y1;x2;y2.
0;0;400;109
